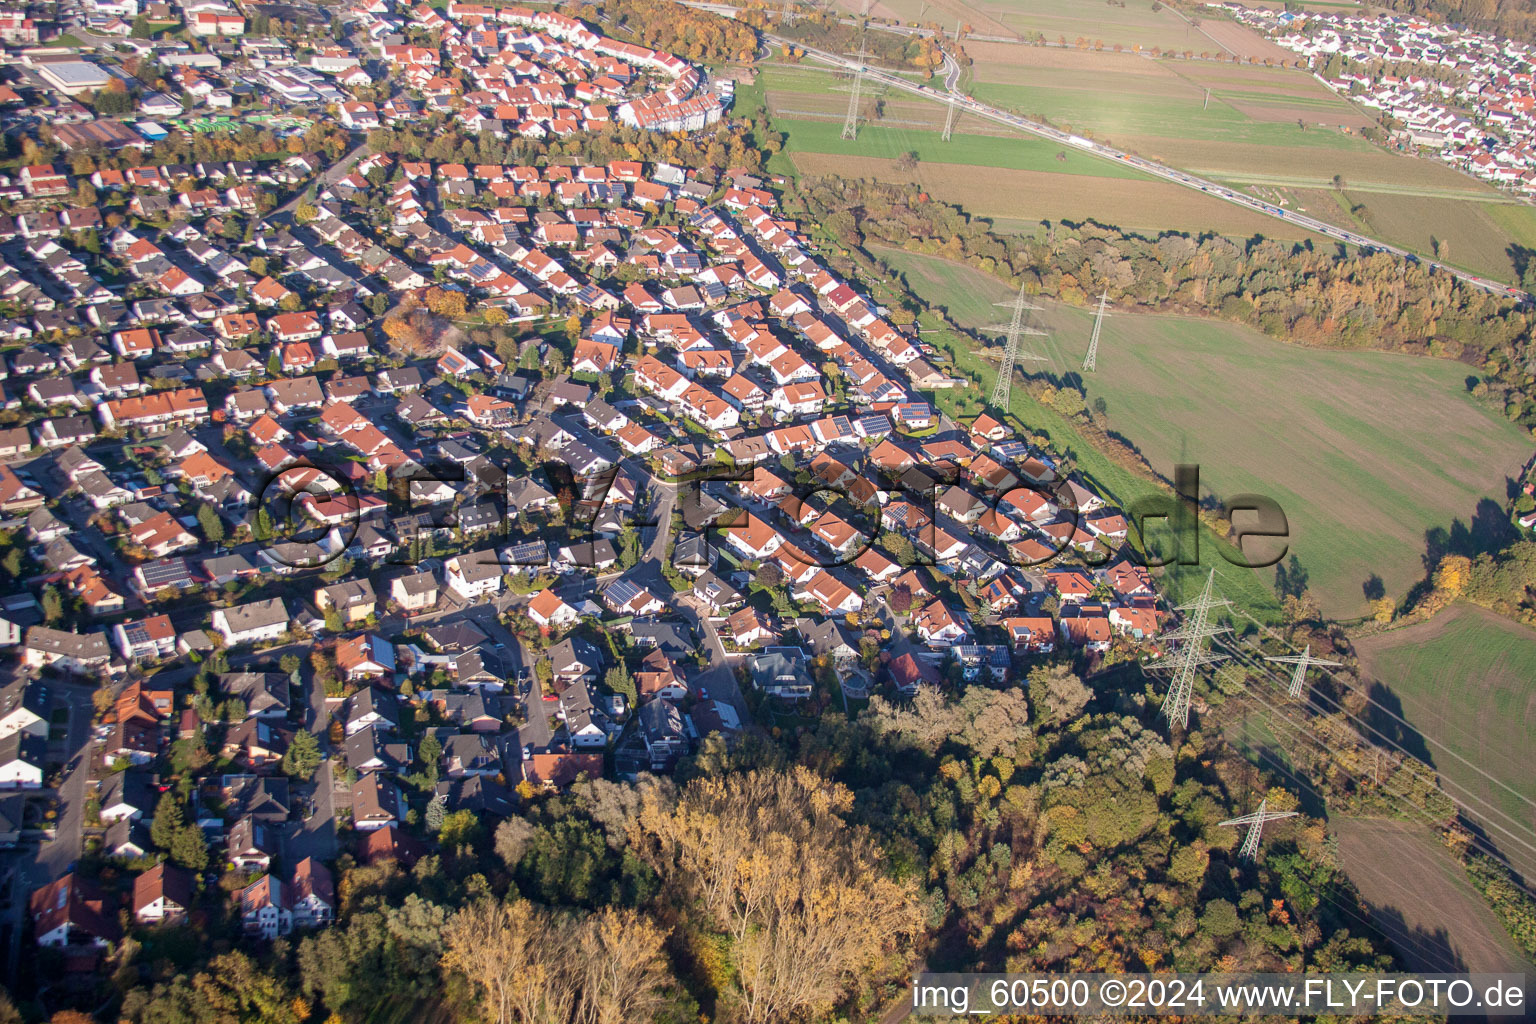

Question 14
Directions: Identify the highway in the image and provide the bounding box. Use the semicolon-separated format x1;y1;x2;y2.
759;32;1527;301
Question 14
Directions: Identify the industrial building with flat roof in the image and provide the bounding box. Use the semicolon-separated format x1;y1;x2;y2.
34;60;111;96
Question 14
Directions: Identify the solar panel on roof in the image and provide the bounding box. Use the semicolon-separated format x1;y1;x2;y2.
138;558;195;587
605;579;642;606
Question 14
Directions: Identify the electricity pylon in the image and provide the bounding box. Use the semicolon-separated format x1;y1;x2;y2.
986;281;1048;410
1219;798;1300;860
941;92;960;141
1082;290;1110;373
1152;568;1231;729
1264;644;1343;699
841;42;866;141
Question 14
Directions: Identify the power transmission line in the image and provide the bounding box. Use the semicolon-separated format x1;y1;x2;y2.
1221;661;1536;900
1150;568;1231;729
986;281;1048;411
1222;638;1536;870
1082;290;1110;373
1199;668;1536;937
1220;798;1300;860
1235;608;1536;815
1215;631;1536;876
1221;716;1508;959
1264;644;1343;698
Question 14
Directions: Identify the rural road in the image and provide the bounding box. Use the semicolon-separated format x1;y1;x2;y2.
680;0;1526;299
764;33;1524;301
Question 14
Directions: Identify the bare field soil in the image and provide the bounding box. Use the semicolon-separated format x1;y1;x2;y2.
1334;817;1534;976
965;42;1183;82
1171;58;1348;92
787;152;1321;237
981;0;1209;52
1192;16;1299;62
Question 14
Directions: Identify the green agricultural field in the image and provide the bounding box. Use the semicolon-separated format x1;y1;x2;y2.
867;244;1283;618
770;115;1147;177
874;246;1532;619
755;49;1519;272
1281;189;1536;283
1354;604;1536;883
966;79;1366;150
751;59;1335;238
929;41;1524;278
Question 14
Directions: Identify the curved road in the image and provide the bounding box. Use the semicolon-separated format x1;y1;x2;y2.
759;31;1527;300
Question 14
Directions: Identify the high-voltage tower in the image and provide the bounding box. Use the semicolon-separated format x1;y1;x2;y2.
1152;568;1231;729
987;281;1048;410
1219;798;1300;860
1082;290;1110;373
1264;644;1343;699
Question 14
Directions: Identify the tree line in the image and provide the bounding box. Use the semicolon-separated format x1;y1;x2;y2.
788;174;1536;431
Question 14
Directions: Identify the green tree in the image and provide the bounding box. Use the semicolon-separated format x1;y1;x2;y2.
130;14;153;37
425;793;446;831
40;586;62;624
415;733;442;791
439;809;479;847
603;665;636;709
282;729;321;781
198;504;225;545
169;822;209;871
616;521;641;570
151;792;184;851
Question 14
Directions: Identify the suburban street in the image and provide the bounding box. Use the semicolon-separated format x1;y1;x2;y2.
607;457;755;725
1;678;97;986
269;141;370;223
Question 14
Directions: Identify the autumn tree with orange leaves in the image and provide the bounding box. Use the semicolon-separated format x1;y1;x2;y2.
631;767;921;1024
